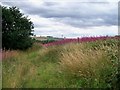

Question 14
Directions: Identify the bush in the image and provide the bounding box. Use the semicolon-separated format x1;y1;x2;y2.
39;39;56;44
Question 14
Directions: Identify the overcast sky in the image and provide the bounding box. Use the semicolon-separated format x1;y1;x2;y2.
1;0;119;38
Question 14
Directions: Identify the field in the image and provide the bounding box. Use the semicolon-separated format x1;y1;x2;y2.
2;37;119;88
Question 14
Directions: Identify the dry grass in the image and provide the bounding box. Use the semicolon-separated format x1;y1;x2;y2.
60;44;107;77
2;50;20;60
59;41;118;87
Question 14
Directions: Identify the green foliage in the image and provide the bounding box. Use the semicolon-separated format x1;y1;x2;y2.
38;39;56;44
2;6;34;50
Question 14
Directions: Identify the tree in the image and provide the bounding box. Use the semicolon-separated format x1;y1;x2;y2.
2;6;34;50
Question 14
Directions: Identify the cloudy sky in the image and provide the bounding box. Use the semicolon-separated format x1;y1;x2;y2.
1;0;119;38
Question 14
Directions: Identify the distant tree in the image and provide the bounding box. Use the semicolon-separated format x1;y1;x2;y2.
2;6;34;50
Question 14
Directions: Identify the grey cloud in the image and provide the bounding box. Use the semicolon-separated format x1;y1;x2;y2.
25;2;117;27
1;1;118;28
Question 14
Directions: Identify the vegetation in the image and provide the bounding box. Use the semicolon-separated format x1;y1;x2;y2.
35;36;61;44
2;6;34;50
2;38;119;88
37;39;56;44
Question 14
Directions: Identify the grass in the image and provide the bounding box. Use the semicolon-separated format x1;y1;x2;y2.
59;42;117;88
2;38;119;88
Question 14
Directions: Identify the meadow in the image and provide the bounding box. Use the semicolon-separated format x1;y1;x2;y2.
2;37;119;88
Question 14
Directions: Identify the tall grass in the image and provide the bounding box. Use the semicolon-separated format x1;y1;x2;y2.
2;38;119;88
59;39;118;88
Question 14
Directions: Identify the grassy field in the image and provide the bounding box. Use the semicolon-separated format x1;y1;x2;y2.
2;38;119;88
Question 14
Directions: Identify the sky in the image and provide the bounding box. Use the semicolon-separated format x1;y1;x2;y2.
1;0;119;38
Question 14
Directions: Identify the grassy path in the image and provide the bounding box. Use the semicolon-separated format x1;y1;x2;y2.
2;38;119;88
